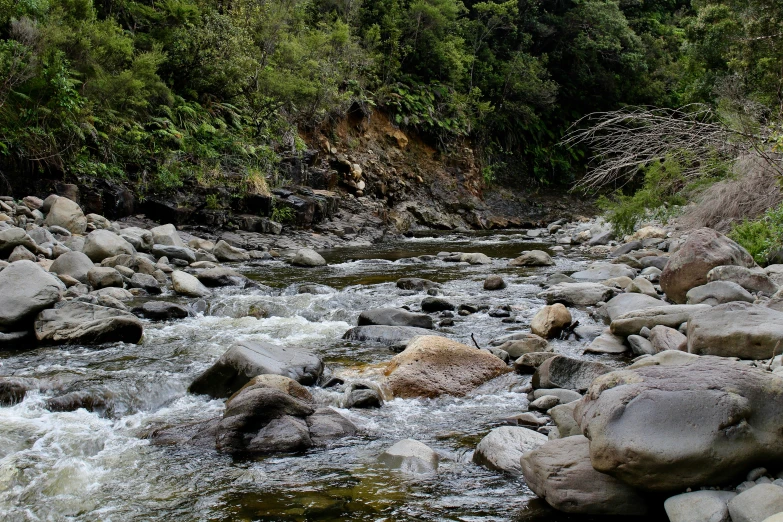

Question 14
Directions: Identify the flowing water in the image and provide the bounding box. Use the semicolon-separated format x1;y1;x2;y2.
0;232;623;522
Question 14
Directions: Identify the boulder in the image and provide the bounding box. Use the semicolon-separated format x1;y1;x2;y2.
460;252;492;265
213;240;250;262
82;230;135;262
707;265;778;296
687;302;783;359
189;340;324;398
532;388;582;404
686;280;755;305
420;296;455;312
661;228;757;303
538;283;616;306
627;334;655;355
483;275;507;290
383;335;511;398
197;267;248;287
128;273;162;294
473;426;547;475
514;352;558;373
728;484;783;522
118;227;153;252
379;439;438;473
664;490;736;522
291;248;326;267
0;227;39;257
610;241;643;257
171;270;210;297
584;331;627;354
529;395;560;411
358;308;433;329
601;293;665;322
396;277;440;291
188;237;215;252
0;376;40;405
520;436;650;515
150;224;184;247
574;357;783;491
8;245;36;262
34;301;143;344
627;276;658;297
87;267;123;289
549;402;581;438
132;301;189;321
610;304;710;337
151;244;196;263
648;325;687;352
510;250;554;267
49;251;94;284
530;304;572;339
342;325;442;346
570;262;635;281
532;355;613;392
0;260;63;328
306;407;358;444
496;333;550;358
44;197;86;235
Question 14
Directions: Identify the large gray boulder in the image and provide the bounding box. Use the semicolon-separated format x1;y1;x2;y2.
728;484;783;522
87;267;123;289
189;340;324;398
661;228;757;303
532;355;613;392
213;240;250;262
538;283;617;306
379;439;439;474
0;261;63;328
131;301;189;321
0;227;39;257
520;435;650;515
686;280;755;305
664;490;736;522
549;402;581;437
648;325;687;352
610;304;710;337
472;426;547;475
707;265;778;296
601;293;665;322
291;248;326;267
34;301;143;344
83;230;135;262
687;302;783;359
171;270;210;297
119;227;154;252
358;308;433;329
150;224;184;247
49;251;94;283
44;197;86;235
574;357;783;492
570;262;635;281
342;325;442;345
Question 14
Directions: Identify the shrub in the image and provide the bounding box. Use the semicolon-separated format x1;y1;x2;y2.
729;203;783;265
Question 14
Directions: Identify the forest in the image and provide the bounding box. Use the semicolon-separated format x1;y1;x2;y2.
0;0;780;200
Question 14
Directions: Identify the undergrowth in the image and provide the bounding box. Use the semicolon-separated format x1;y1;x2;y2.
729;203;783;264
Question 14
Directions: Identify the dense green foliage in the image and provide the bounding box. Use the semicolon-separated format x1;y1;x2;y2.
0;0;780;192
730;203;783;264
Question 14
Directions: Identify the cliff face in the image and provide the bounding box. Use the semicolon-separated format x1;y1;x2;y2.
5;110;594;238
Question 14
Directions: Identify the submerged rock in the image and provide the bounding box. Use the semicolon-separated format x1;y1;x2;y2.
342;325;441;346
379;439;438;474
358;308;433;329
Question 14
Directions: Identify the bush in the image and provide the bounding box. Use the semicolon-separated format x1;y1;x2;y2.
729;203;783;265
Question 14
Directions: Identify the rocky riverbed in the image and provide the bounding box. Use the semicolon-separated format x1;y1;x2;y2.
2;194;783;521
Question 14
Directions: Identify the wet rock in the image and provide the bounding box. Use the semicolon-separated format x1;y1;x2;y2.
345;383;383;408
396;277;440;291
189;340;323;398
296;283;335;294
342;325;441;346
45;390;108;413
213;240;250;262
570;262;635;281
538;283;617;306
0;330;36;350
421;296;455;312
483;275;507;290
509;250;554;267
0;260;63;328
383;335;511;399
83;230;135;262
585;331;627;354
728;484;783;522
119;227;153;252
460;252;492;265
514;352;558;373
648;325;687;352
291;248;326;267
132;301;189;321
610;304;710;337
306;407;358;444
661;228;757;303
473;426;547;475
379;439;438;474
575;357;783;491
197;267;248;287
530;304;571;339
520;435;650;515
532;355;613;392
150;418;220;448
150;224;184;247
34;301;143;345
664;490;736;522
497;333;550;358
707;265;778;296
0;376;39;405
358;308;433;329
0;227;39;257
128;273;162;294
686;280;755;305
44;196;87;235
171;270;210;297
87;267;123;289
547;273;576;285
687;302;783;359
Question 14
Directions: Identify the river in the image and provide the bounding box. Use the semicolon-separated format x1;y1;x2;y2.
0;231;623;521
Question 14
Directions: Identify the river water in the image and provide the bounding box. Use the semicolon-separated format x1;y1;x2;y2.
0;232;620;522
